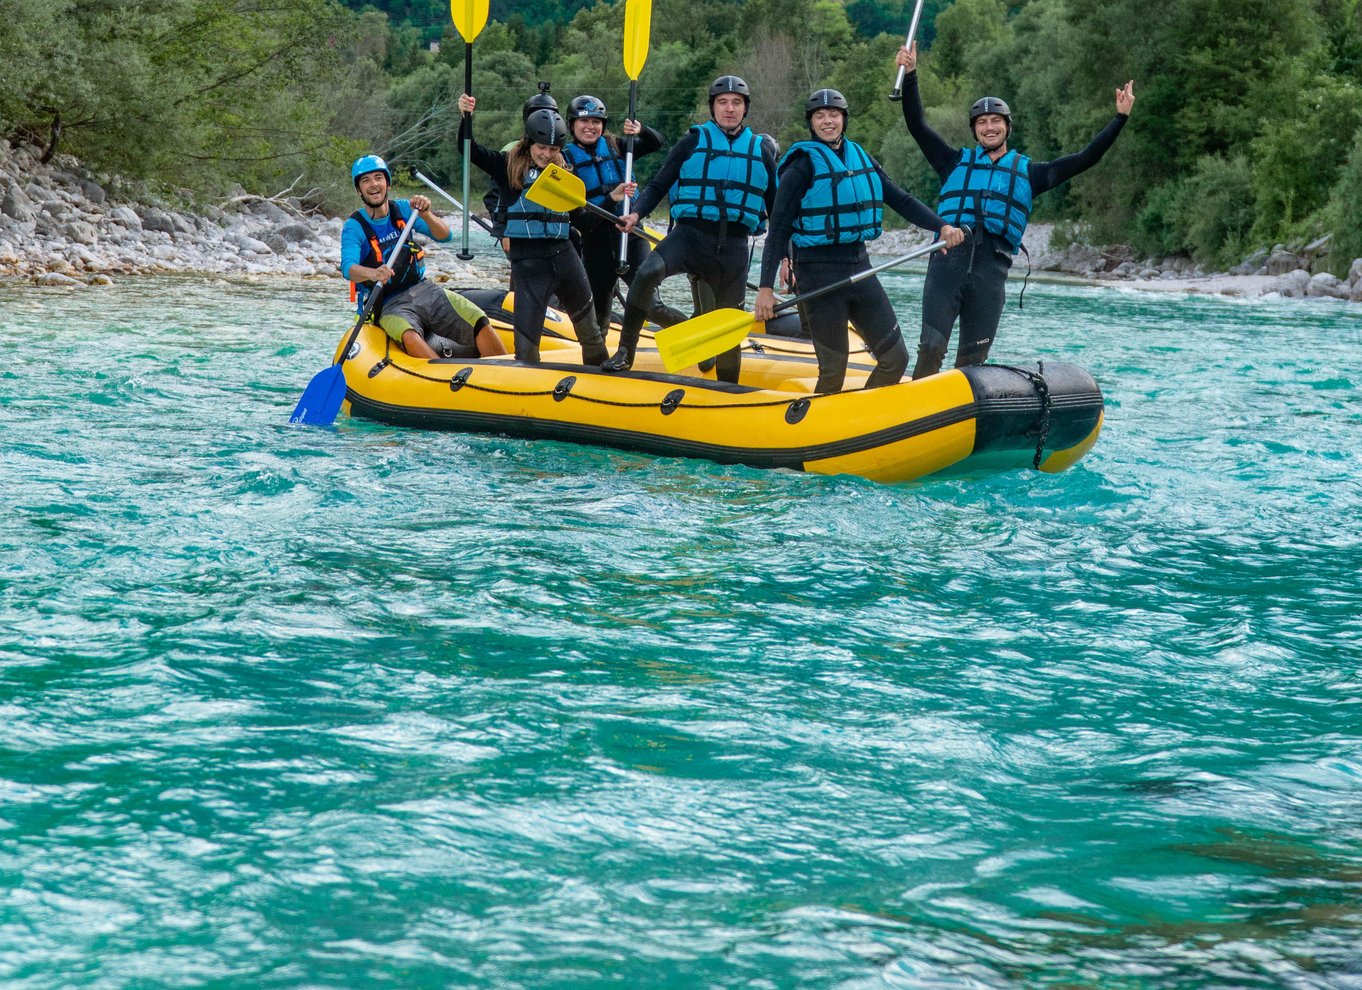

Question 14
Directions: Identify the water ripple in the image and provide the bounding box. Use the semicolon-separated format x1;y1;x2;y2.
2;276;1360;987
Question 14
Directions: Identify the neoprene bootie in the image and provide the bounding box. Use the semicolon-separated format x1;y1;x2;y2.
601;347;634;372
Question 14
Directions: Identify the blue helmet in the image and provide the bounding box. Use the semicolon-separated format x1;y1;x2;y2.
351;155;391;188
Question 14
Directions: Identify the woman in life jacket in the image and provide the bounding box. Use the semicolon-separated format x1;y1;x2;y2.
562;95;685;331
458;93;610;366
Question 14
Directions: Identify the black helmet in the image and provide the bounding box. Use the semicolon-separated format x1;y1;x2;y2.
568;95;607;121
524;108;568;148
522;82;557;121
708;75;751;108
969;96;1012;132
805;88;849;123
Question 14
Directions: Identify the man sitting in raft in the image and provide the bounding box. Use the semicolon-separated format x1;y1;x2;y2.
895;44;1134;378
341;155;506;360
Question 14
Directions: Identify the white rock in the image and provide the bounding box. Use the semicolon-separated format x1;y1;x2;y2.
63;220;98;244
1275;269;1312;297
109;205;142;229
35;272;82;286
1;184;35;222
1305;272;1351;299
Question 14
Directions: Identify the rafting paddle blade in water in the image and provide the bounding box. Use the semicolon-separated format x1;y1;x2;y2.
290;220;418;426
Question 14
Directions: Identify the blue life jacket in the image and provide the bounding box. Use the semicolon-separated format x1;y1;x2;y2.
936;147;1032;252
669;120;769;233
563;137;625;212
782;139;883;247
503;166;571;240
349;201;425;309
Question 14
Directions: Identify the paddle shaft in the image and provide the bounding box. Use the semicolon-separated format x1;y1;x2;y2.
654;236;955;373
889;0;927;102
458;47;474;259
618;80;638;272
773;238;948;314
341;218;418;356
414;170;497;237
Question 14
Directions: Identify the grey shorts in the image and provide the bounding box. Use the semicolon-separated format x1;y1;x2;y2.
378;280;484;358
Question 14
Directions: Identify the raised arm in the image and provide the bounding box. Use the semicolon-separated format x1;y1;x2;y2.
456;94;506;178
895;43;959;178
1029;82;1134;195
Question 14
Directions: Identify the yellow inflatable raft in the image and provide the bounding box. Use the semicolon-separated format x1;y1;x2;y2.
335;288;1103;484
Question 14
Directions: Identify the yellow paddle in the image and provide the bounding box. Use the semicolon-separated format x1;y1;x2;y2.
526;164;662;244
451;0;490;260
653;239;952;373
619;0;652;271
525;164;770;287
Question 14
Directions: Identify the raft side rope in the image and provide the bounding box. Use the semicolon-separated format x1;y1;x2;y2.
376;340;838;414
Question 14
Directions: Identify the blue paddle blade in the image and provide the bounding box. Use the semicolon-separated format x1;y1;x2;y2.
290;363;347;426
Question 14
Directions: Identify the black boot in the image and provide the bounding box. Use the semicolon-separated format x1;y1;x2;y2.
601;304;646;372
574;310;609;366
514;333;541;364
910;327;950;381
863;329;909;389
602;347;634;372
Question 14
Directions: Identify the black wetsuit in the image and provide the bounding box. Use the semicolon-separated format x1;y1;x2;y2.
901;72;1128;377
566;127;685;330
607;126;777;383
761;144;947;393
461;117;608;365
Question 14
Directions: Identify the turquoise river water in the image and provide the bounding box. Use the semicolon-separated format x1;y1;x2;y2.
2;266;1361;989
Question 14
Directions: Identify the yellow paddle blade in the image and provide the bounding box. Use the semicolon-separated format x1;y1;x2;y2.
451;0;488;42
623;0;652;79
525;164;587;212
654;308;756;373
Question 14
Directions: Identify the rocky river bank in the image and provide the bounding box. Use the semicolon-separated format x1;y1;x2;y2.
4;139;1361;304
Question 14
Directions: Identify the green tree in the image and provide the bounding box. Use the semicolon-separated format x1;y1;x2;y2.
1324;128;1362;273
1;0;379;195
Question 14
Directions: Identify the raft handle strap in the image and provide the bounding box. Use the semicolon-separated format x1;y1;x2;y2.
997;361;1051;469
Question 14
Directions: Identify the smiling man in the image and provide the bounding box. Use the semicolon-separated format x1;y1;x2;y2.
894;43;1135;378
755;89;964;393
341;155;505;361
605;75;778;381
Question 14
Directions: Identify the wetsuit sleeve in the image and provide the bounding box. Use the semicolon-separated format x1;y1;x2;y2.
339;216;367;281
1029;115;1129;195
459;116;508;181
875;161;947;233
633;126;665;158
900;72;960;179
631;131;699;219
759;137;779;220
759;153;813;289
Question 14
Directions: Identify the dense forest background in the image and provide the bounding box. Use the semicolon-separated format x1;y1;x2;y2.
4;0;1361;271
